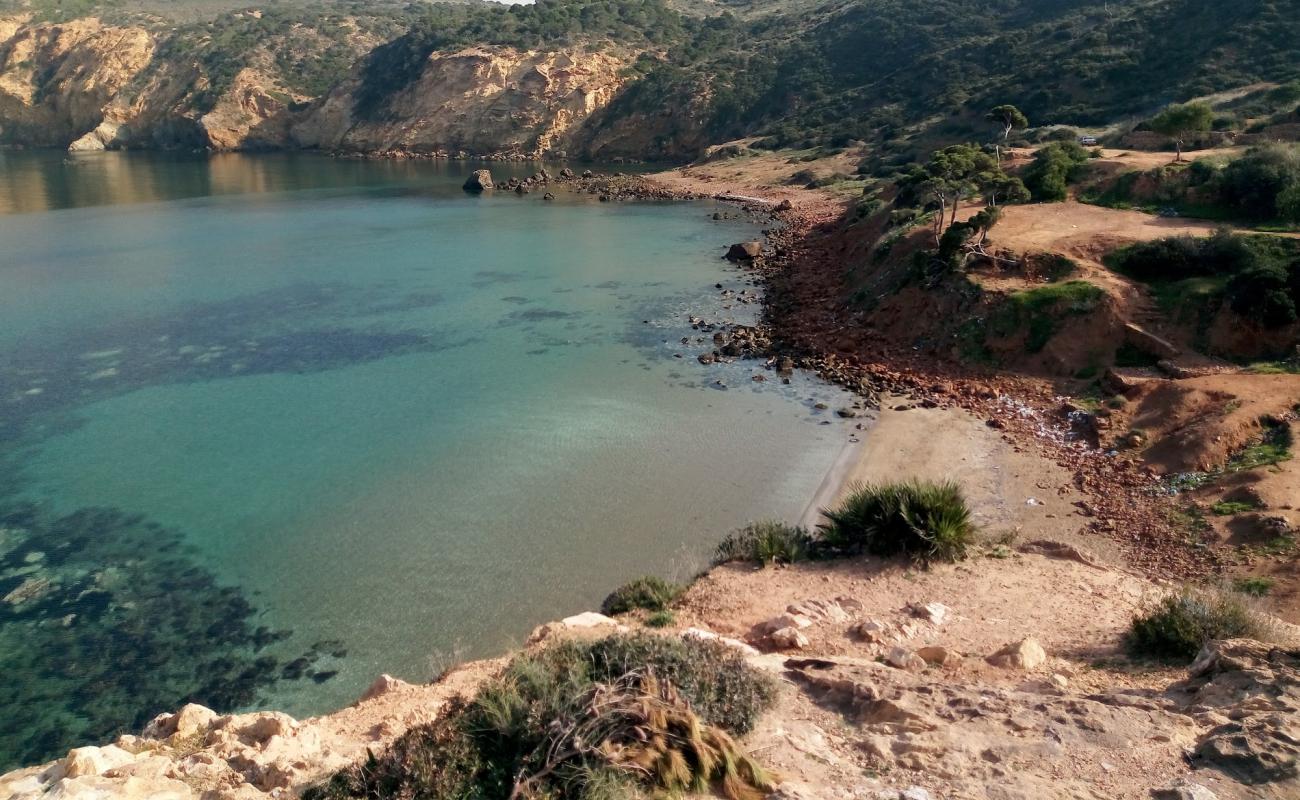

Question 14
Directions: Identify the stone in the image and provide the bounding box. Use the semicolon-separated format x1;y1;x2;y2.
771;627;811;650
759;613;813;634
987;637;1047;670
900;789;932;800
143;703;217;740
907;602;950;625
67;132;106;152
774;198;793;211
61;746;135;779
462;169;494;193
885;647;927;672
358;674;411;703
681;627;761;657
725;241;763;261
542;192;555;201
1150;778;1219;800
853;620;892;643
916;646;952;666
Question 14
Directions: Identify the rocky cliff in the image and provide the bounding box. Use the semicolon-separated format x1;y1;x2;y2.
296;47;631;159
0;15;638;158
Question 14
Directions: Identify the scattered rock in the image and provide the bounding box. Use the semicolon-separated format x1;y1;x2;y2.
852;620;892;644
725;241;763;261
987;637;1047;670
1150;778;1219;800
462;169;493;193
681;627;761;657
771;627;811;650
885;647;927;672
907;601;950;625
916;646;953;666
358;674;411;703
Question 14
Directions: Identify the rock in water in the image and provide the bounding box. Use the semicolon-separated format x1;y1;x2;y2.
725;241;763;261
463;169;494;193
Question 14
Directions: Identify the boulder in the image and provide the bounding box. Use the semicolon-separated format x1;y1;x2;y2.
759;613;813;634
725;241;763;261
774;198;793;211
143;703;217;740
885;647;926;672
462;169;494;193
771;627;811;650
987;637;1047;670
681;627;761;657
907;602;950;625
61;746;135;779
916;646;953;666
67;132;106;152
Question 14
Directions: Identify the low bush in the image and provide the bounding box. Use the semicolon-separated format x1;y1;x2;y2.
818;480;975;564
714;520;814;566
1217;144;1300;223
1127;586;1267;662
307;634;777;800
645;609;675;627
1110;230;1256;282
601;576;683;616
1234;576;1275;597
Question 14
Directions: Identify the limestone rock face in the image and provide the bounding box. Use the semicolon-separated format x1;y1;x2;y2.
294;47;630;158
0;17;154;146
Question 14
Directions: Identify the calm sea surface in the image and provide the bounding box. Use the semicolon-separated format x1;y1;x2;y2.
0;151;858;767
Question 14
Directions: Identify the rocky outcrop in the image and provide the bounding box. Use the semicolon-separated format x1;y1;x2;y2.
0;16;154;146
0;660;500;800
293;47;631;158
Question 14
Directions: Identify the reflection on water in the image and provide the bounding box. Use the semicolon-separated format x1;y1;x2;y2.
0;150;572;214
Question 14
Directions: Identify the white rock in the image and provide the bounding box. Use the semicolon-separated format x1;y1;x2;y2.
771;627;811;650
67;132;106;152
62;746;135;779
560;611;622;629
900;788;932;800
760;613;813;634
681;627;761;656
916;646;953;666
143;703;216;740
885;647;926;672
358;674;411;703
987;637;1047;670
908;602;950;625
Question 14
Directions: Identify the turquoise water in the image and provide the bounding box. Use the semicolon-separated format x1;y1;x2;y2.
0;151;858;767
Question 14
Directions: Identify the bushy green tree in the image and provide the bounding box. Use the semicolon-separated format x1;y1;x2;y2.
1218;144;1300;222
1150;102;1214;162
987;104;1029;142
1023;141;1090;201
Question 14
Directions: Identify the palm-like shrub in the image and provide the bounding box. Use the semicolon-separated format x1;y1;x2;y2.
818;480;975;563
713;520;813;566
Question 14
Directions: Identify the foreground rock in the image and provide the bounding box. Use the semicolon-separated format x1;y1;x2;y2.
462;169;494;193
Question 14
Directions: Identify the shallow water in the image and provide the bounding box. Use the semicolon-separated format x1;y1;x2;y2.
0;151;859;768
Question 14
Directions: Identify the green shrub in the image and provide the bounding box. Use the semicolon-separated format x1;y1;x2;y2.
601;576;683;616
714;520;813;566
645;609;675;628
1233;576;1275;597
1210;500;1259;516
1111;230;1256;282
307;634;777;800
1127;587;1265;662
1024;141;1091;201
818;480;975;564
1218;144;1300;222
1227;421;1293;471
1227;265;1298;327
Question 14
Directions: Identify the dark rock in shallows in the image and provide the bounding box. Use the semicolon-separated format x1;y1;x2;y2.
725;241;763;261
463;169;494;193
